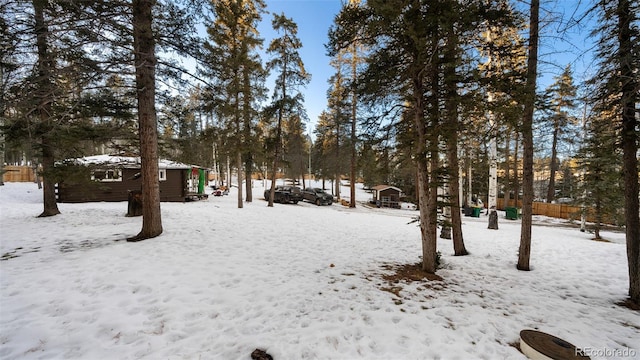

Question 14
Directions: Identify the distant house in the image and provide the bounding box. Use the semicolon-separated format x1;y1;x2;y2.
371;185;402;208
56;155;208;203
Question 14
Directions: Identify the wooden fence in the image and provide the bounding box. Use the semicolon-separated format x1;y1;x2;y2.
2;166;36;182
497;198;594;222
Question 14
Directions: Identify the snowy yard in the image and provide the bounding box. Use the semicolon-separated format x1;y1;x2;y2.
0;182;638;359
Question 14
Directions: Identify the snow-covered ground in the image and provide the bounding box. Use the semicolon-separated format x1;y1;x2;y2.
0;181;637;360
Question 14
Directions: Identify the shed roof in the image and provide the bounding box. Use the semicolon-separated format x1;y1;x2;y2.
372;185;402;192
67;154;193;170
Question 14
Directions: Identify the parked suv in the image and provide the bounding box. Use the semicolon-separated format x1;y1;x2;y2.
264;186;303;204
302;187;333;206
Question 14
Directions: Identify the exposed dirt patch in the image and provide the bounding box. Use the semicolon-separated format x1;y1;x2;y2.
375;262;446;304
367;262;446;311
381;262;444;283
380;285;404;298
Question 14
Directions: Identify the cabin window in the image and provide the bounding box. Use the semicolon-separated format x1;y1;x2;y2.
91;169;122;182
159;169;167;181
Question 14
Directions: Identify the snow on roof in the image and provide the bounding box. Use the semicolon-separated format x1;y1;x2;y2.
71;154;193;170
372;184;402;192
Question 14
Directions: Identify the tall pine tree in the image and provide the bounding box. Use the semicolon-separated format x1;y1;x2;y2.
201;0;266;208
265;13;310;207
588;0;639;305
577;105;623;239
541;65;577;203
517;0;540;271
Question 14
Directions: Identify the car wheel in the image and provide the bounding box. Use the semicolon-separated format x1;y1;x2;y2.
315;198;321;206
293;200;298;204
281;195;289;203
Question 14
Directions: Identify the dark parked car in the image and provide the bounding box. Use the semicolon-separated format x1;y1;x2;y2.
264;186;303;204
302;187;333;205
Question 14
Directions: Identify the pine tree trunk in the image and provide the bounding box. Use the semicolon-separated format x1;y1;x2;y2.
269;43;289;207
466;152;473;206
0;119;4;185
513;131;520;205
504;131;511;207
349;43;357;208
450;161;467;255
226;157;231;189
412;75;436;273
335;118;340;201
426;150;439;271
268;150;278;207
546;126;559;203
243;68;253;203
233;71;243;208
423;59;441;273
33;164;41;189
33;0;60;217
417;161;433;272
617;0;639;305
594;200;602;240
442;24;467;254
488;117;498;230
440;181;451;240
39;137;60;217
227;157;231;189
268;110;281;207
128;0;162;241
245;156;252;202
237;151;243;208
517;0;539;271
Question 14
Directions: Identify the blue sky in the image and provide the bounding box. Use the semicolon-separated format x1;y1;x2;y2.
535;0;598;88
258;0;344;136
241;0;596;136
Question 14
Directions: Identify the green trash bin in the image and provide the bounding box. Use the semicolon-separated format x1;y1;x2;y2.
471;207;481;217
505;207;518;220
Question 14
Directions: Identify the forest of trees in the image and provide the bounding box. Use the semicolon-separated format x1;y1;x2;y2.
1;0;638;304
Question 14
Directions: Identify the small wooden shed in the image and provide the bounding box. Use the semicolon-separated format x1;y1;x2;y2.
372;185;402;208
56;155;207;203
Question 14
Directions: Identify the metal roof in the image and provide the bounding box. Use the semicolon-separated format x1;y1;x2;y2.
68;154;194;170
